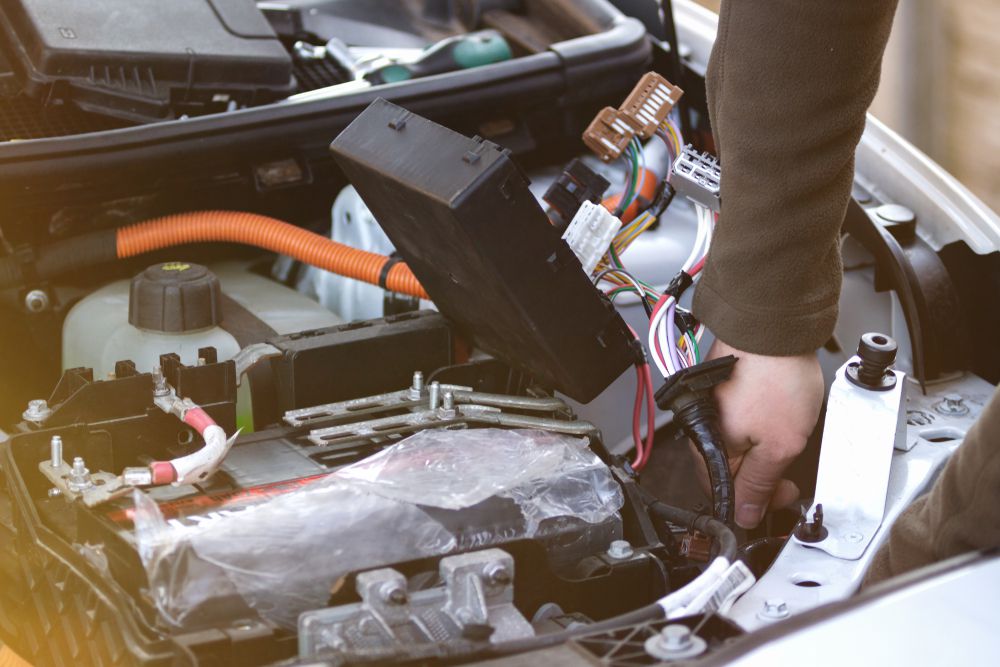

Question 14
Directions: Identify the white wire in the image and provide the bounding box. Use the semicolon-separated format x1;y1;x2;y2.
648;295;674;377
649;204;714;378
682;204;709;272
655;301;675;376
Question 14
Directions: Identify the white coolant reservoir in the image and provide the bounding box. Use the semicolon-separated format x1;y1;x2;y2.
64;262;237;375
63;261;342;429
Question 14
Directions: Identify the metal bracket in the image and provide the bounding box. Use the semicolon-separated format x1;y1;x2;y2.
793;356;907;560
305;404;599;447
283;383;472;427
287;374;598;446
298;548;533;659
38;459;132;508
726;373;990;631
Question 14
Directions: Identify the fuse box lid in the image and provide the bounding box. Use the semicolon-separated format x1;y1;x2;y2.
330;99;636;403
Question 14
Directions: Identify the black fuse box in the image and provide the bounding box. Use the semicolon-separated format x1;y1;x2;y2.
330;99;637;403
0;0;294;122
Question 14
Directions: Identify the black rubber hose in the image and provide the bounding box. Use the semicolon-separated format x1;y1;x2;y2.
0;229;117;290
34;229;118;279
673;398;734;524
645;497;738;563
737;536;786;579
0;255;23;289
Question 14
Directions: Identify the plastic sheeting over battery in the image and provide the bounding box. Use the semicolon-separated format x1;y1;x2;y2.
132;429;623;630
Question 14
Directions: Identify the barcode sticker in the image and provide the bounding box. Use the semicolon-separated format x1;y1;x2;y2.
668;561;756;619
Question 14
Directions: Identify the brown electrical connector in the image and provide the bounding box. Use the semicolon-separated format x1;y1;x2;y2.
680;531;714;563
582;106;636;162
619;72;684;139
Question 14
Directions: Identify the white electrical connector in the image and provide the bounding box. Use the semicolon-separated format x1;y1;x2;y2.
561;200;622;275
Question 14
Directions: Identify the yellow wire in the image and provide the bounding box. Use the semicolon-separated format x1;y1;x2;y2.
661;120;682;155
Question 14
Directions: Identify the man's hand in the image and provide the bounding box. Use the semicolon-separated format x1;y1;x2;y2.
694;338;824;528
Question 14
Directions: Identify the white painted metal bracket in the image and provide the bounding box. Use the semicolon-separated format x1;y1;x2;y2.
792;357;907;560
726;373;989;631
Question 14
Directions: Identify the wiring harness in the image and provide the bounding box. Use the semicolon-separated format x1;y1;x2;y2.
576;73;735;525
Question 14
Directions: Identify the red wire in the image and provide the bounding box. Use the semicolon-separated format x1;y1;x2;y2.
631;363;645;469
640;363;656;468
631;362;658;471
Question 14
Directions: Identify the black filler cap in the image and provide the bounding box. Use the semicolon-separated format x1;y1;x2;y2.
129;262;222;333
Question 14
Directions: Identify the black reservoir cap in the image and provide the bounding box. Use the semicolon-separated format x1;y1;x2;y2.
129;262;222;333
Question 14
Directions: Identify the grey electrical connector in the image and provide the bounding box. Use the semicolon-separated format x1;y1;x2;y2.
671;144;721;212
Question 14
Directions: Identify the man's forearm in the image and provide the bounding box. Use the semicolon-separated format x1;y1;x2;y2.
693;0;898;355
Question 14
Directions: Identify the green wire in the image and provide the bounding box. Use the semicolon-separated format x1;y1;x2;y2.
686;332;702;363
608;243;625;269
624;142;640;209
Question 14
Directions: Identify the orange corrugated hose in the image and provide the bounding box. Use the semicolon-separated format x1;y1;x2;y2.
0;646;32;667
602;168;658;223
116;211;428;300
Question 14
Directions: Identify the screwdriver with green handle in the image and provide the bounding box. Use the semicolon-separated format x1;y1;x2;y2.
363;30;513;85
286;29;513;103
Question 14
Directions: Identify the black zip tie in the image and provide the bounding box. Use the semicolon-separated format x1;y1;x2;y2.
377;256;403;289
674;308;698;334
664;269;694;300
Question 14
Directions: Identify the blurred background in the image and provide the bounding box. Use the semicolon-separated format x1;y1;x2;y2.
693;0;1000;213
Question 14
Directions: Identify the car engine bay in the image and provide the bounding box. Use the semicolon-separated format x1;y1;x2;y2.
0;2;999;666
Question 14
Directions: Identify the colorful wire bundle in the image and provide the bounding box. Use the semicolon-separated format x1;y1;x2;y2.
586;115;713;470
613;139;644;217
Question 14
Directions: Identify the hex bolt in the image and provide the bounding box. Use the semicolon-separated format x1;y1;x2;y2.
381;583;408;605
67;456;94;492
293;40;325;60
644;624;707;661
846;332;898;391
759;598;790;620
935;393;969;417
606;539;635;560
24;289;50;313
49;435;63;468
428;381;441;411
409;371;425;400
661;625;693;651
23;399;53;424
485;563;511;586
152;367;170;397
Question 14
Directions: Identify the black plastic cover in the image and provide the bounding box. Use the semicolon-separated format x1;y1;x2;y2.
0;0;294;122
330;99;636;403
129;262;222;333
268;311;454;415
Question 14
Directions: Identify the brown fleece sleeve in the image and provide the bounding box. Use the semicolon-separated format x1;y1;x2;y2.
692;0;899;355
863;386;1000;586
